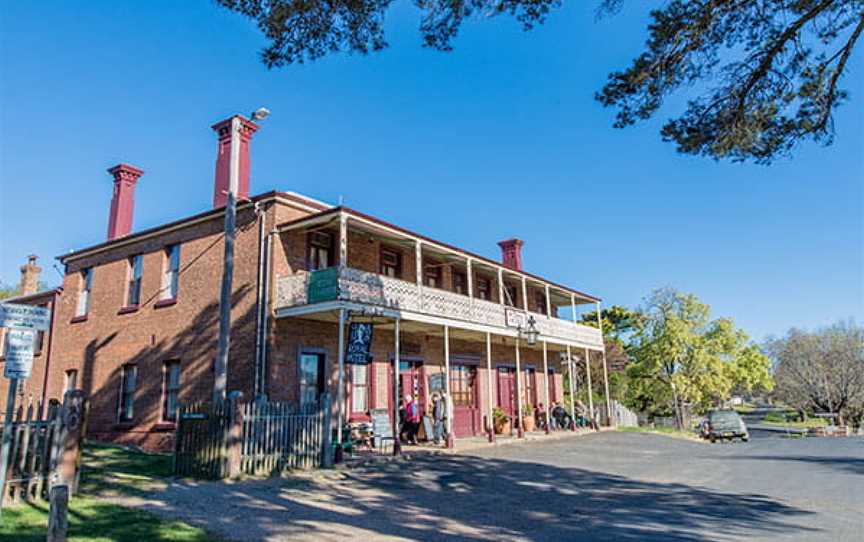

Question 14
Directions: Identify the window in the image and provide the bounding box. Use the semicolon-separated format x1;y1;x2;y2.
33;329;44;355
503;284;519;307
449;365;476;406
126;255;143;307
162;245;181;300
350;364;368;414
118;364;137;422
525;368;536;406
453;271;467;295
162;361;181;422
307;232;333;271
299;352;325;407
64;369;78;394
477;277;491;301
423;262;441;288
535;291;547;314
76;268;93;317
379;247;402;278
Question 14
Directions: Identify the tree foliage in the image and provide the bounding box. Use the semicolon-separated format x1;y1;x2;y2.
597;0;864;163
624;288;773;425
768;321;864;426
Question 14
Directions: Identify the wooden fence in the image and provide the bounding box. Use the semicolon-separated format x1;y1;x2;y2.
174;393;332;479
1;391;87;506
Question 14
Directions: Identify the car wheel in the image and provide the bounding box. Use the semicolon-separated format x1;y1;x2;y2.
710;436;716;443
742;436;749;442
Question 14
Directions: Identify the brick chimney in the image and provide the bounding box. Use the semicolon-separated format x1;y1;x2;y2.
498;239;524;271
211;115;259;208
19;255;41;296
107;163;144;240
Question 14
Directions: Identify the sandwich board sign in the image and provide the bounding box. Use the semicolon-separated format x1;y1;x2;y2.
3;329;35;380
0;302;51;332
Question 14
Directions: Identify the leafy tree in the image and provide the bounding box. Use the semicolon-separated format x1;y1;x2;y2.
768;321;864;427
596;0;864;163
0;281;19;301
625;288;772;428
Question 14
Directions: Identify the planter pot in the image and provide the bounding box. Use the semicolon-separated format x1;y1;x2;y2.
494;419;511;435
522;415;536;433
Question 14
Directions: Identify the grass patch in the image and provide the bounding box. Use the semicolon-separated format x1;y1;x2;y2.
733;404;756;414
0;496;220;542
2;442;223;541
761;411;828;428
617;426;702;441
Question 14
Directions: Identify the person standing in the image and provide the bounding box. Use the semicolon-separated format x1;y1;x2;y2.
402;394;420;445
431;393;445;445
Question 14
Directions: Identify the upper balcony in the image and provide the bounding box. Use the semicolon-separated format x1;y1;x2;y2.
271;208;605;351
275;267;604;349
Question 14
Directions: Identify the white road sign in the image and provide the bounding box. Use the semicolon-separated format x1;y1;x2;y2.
3;328;35;379
0;302;51;331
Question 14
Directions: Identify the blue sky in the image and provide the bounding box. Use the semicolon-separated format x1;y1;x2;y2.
1;1;861;341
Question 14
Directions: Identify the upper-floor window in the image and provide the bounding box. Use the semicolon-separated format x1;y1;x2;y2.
64;369;78;394
477;277;491;301
535;291;548;314
423;262;441;288
118;364;137;422
162;361;181;422
162;244;181;300
453;271;467;295
76;268;93;317
503;284;519;307
126;255;143;307
379;247;402;278
307;232;333;271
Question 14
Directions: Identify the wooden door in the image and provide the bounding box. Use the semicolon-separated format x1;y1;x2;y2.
497;367;516;418
450;364;479;437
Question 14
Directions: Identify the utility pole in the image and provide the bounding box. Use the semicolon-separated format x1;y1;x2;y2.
214;109;269;404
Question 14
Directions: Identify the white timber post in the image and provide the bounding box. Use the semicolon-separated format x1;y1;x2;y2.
393;317;402;455
545;285;552;318
444;325;454;448
338;213;348;268
497;267;505;305
584;347;594;421
521;276;529;312
336;308;347;444
466;258;474;303
567;344;576;431
571;293;577;322
415;240;423;309
486;332;495;442
597;301;612;426
542;340;550;434
515;337;524;438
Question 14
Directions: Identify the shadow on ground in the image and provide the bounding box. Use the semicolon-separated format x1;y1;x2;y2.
726;454;864;476
136;453;818;542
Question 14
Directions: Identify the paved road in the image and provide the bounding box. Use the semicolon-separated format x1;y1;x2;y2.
128;432;863;541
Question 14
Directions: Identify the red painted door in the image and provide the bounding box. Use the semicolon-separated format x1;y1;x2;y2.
548;369;557;404
450;364;479;437
497;367;517;418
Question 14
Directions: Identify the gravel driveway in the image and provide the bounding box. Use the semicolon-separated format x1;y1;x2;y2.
119;432;864;541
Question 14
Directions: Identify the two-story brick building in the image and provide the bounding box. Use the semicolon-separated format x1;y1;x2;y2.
39;114;609;450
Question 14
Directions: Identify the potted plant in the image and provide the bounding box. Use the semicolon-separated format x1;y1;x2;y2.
521;404;536;432
493;407;511;435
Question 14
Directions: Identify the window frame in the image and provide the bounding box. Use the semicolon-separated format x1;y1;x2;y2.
162;244;181;301
298;350;326;407
503;284;519;307
379;246;402;278
449;364;476;407
306;231;334;271
76;268;93;317
423;260;442;288
534;291;548;315
118;364;137;423
126;254;143;308
452;271;467;295
476;276;491;301
162;361;181;422
348;363;370;417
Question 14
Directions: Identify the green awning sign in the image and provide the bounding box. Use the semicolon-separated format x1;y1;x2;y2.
307;267;340;304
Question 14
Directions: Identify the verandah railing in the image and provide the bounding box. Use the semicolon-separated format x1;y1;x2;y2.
174;394;332;479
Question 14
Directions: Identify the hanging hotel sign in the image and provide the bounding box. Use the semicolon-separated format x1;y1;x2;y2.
0;302;51;331
346;322;374;364
505;308;527;329
3;328;35;380
307;267;340;304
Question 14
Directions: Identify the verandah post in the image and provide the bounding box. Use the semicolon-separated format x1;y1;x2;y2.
393;317;401;456
567;345;576;432
597;301;613;427
542;341;550;434
515;338;523;438
444;325;454;448
486;332;495;443
584;347;594;421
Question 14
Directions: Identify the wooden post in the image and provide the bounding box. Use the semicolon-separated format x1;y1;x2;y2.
466;259;474;304
486;333;495;442
597;302;613;426
444;326;454;448
320;392;333;468
227;396;243;478
414;241;423;310
336;308;347;444
570;294;577;322
545;285;552;318
567;345;576;431
393;317;401;456
47;482;69;542
542;341;550;434
521;277;528;311
338;213;347;266
515;339;523;438
584;347;594;421
0;378;18;513
497;268;504;305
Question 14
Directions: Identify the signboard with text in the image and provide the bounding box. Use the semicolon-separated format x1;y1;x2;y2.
346;322;373;364
307;268;340;304
0;302;51;331
3;328;35;379
505;308;527;329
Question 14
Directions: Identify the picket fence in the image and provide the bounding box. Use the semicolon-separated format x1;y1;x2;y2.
174;394;331;479
0;391;87;506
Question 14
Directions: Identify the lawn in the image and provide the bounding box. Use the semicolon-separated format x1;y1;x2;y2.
761;410;828;429
1;442;225;542
617;426;702;441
